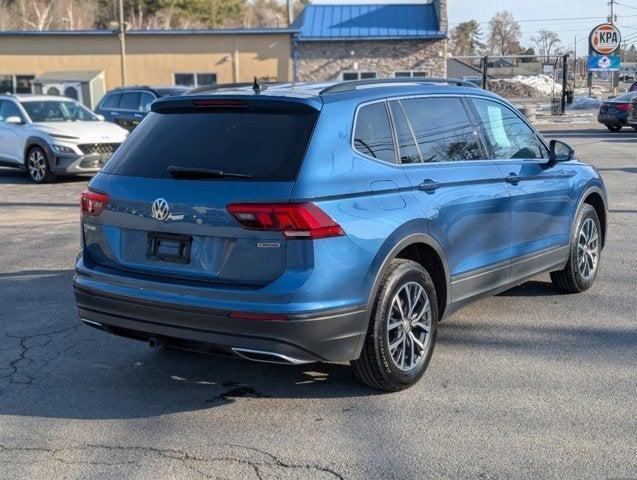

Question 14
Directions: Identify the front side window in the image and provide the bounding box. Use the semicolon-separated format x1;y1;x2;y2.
21;100;98;122
0;101;24;122
139;92;156;112
471;98;548;160
400;97;483;162
353;102;396;163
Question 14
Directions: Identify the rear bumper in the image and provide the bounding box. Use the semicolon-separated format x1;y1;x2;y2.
74;284;367;363
597;113;628;125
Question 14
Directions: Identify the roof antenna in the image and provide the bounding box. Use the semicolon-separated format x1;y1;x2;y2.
252;76;261;95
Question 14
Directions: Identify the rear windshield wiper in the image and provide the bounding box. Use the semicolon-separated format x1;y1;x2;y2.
166;166;252;179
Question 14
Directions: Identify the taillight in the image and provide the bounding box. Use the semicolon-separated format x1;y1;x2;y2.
616;103;632;112
80;190;109;216
227;203;345;239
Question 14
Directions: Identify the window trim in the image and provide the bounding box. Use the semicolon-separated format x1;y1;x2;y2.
350;93;551;168
173;72;218;88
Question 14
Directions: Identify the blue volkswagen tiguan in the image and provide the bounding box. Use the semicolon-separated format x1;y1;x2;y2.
74;79;608;391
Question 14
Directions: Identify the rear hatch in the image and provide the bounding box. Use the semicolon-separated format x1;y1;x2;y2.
82;95;320;287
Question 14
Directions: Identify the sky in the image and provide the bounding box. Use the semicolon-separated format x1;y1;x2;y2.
448;0;637;51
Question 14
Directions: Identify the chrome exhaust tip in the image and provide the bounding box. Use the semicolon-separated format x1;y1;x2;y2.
231;348;313;365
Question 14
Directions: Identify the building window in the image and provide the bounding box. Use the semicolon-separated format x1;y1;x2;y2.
394;71;430;78
341;71;377;81
0;74;35;94
174;73;217;88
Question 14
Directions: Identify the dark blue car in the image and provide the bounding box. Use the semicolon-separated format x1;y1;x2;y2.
597;91;637;132
95;86;188;131
75;79;608;391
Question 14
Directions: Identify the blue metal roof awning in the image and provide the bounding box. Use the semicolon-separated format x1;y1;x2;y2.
293;3;445;41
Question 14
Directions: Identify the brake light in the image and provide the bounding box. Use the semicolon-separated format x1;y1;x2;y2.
227;203;345;239
80;190;109;216
616;103;632;112
193;99;246;108
228;312;289;322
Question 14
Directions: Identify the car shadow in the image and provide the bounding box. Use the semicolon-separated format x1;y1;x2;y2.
0;166;91;184
497;280;561;297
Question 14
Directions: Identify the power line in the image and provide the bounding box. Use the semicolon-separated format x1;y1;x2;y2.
449;14;637;26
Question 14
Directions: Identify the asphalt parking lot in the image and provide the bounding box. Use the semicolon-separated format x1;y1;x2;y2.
0;123;635;479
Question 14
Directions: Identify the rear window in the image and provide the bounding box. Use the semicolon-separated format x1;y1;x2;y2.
101;93;121;109
102;110;318;181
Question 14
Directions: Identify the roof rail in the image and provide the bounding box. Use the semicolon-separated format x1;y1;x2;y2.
319;77;479;95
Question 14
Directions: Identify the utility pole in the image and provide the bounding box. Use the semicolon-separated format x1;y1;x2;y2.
118;0;127;87
609;0;617;95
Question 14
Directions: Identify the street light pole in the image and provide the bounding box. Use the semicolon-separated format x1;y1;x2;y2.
118;0;127;87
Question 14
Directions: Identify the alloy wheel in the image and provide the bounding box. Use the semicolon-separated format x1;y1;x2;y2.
386;281;432;371
28;150;47;182
577;218;599;280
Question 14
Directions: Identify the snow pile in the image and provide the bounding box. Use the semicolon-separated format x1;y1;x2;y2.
569;96;603;110
488;74;563;98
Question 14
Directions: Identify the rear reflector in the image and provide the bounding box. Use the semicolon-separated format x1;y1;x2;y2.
226;203;345;239
228;312;289;322
80;190;109;216
616;103;632;112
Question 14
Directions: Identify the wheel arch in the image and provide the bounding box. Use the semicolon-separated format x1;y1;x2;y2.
577;185;608;249
24;136;53;165
364;229;451;327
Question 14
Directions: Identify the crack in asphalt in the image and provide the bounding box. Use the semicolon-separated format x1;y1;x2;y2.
0;323;81;390
0;442;345;479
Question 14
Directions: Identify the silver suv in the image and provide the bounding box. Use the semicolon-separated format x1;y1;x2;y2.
0;94;128;183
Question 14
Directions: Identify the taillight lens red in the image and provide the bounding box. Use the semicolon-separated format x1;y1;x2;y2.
80;190;109;216
227;203;345;239
193;99;246;108
616;103;632;112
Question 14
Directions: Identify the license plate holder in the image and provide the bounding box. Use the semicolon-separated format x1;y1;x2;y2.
147;232;192;264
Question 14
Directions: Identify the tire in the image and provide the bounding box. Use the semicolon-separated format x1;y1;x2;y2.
606;124;622;132
550;204;601;293
26;146;56;184
352;259;438;391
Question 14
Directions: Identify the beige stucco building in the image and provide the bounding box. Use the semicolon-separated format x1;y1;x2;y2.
0;29;295;94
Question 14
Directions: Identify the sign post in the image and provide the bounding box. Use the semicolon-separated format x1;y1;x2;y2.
588;23;622;95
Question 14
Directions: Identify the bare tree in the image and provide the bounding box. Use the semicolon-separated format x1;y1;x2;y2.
15;0;55;31
532;29;561;63
487;10;522;55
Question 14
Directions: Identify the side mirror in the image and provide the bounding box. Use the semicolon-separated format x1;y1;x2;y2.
549;139;575;163
5;116;24;125
95;114;105;121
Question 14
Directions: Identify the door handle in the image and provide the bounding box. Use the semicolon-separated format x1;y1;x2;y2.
505;173;520;185
134;114;143;118
109;111;118;116
418;179;440;194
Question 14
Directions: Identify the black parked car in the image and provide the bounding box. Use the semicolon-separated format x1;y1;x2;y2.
95;86;188;131
597;91;637;132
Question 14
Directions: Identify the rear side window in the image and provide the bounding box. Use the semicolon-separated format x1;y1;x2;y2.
119;92;140;111
400;97;483;162
471;98;548;160
103;109;318;181
353;102;396;163
100;92;120;109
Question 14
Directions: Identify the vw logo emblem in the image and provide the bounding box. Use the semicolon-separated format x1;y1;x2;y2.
151;198;170;221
